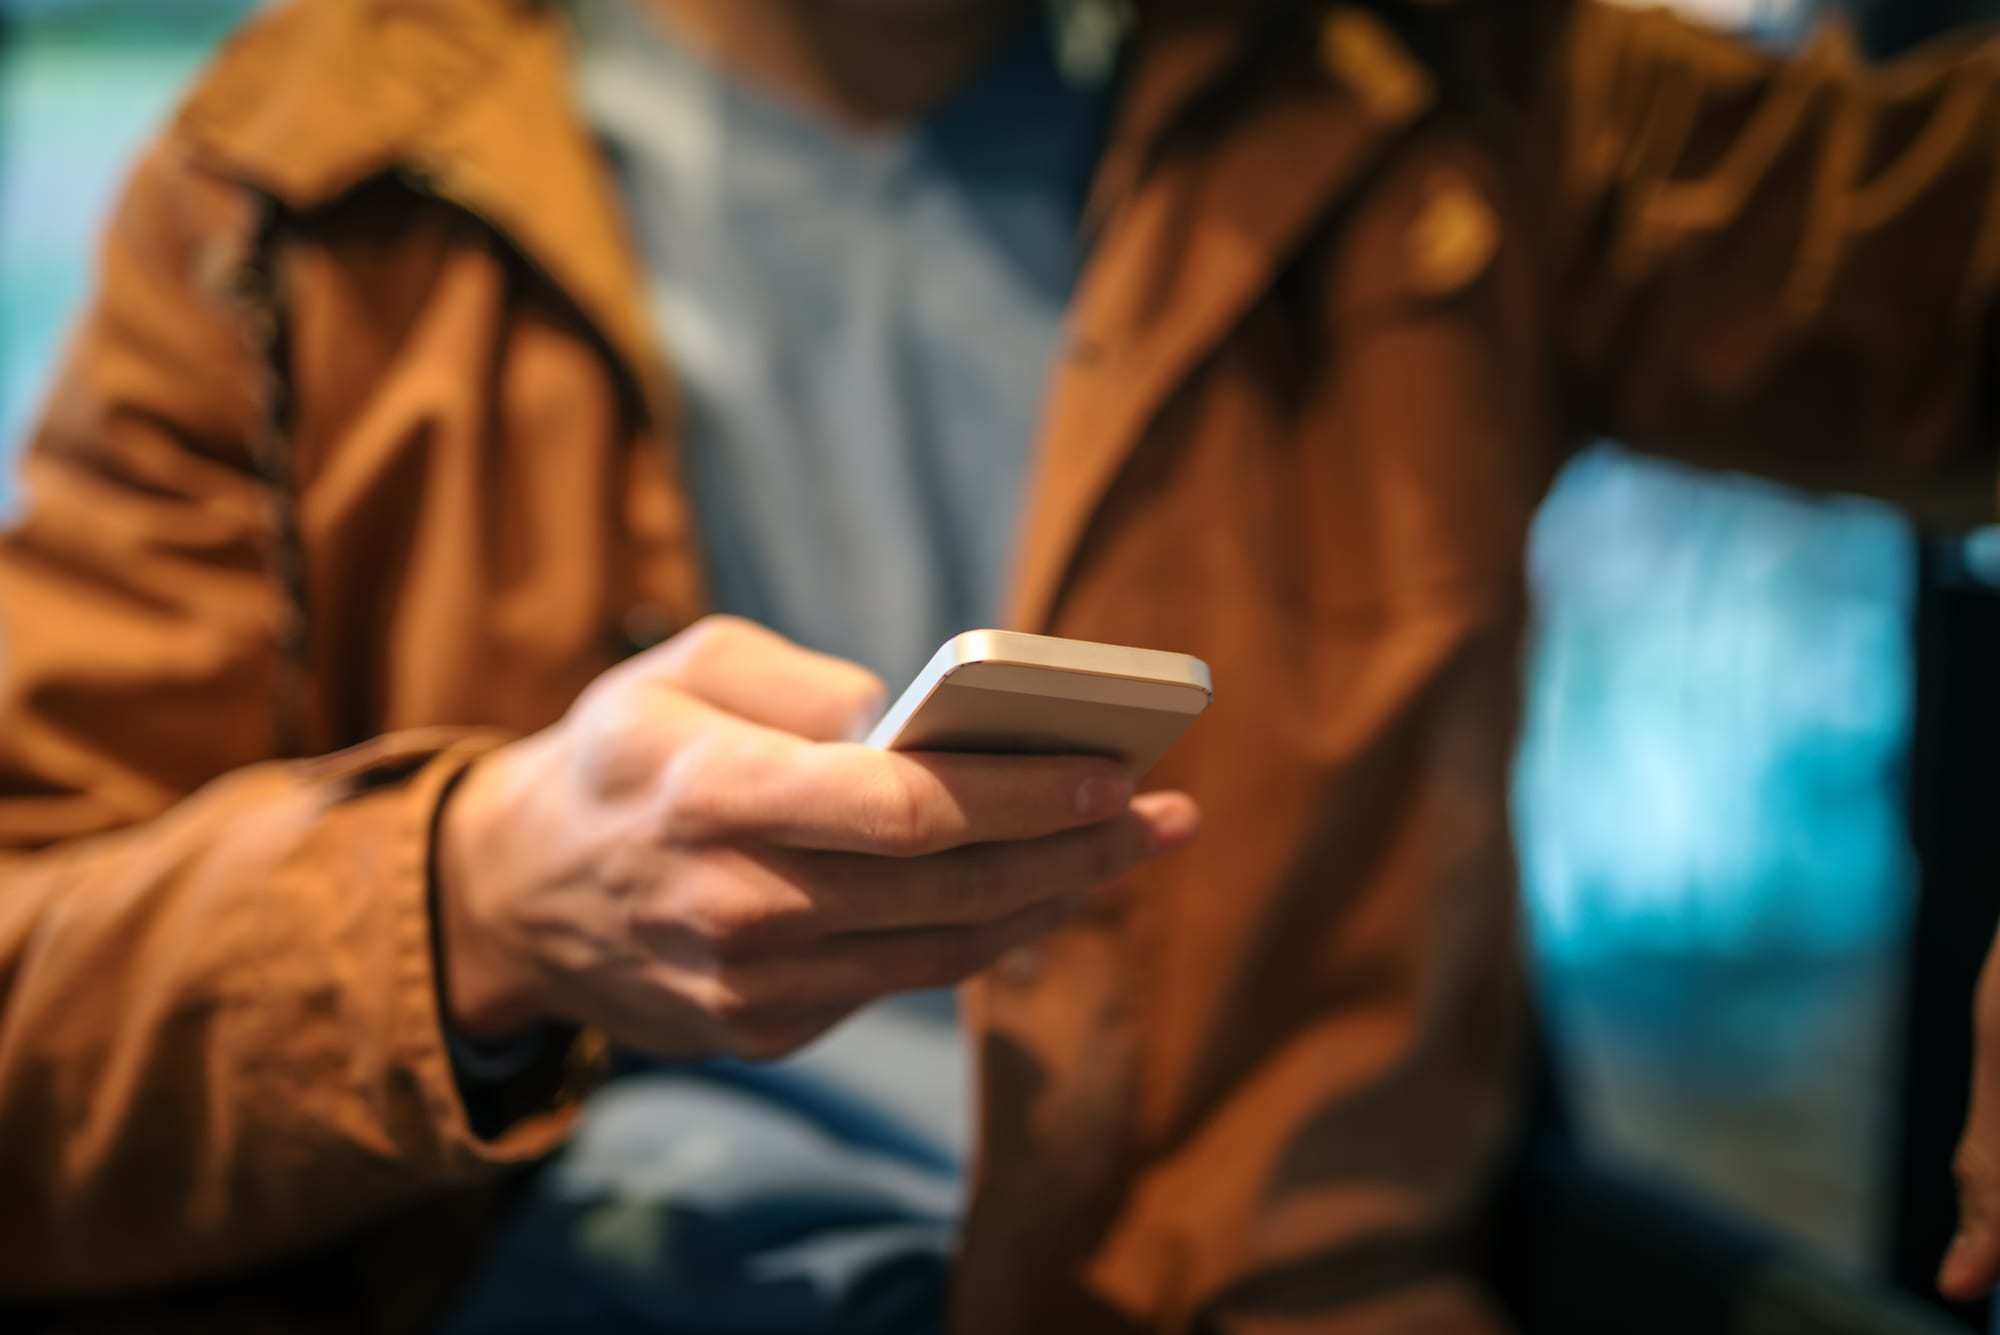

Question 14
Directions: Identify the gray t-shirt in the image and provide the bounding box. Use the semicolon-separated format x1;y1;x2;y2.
570;0;1103;688
565;0;1107;1160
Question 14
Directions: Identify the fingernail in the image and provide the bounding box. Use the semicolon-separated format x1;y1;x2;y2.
1142;801;1200;855
1076;775;1133;818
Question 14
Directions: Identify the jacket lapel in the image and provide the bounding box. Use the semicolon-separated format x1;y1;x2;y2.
179;0;670;428
1008;7;1435;633
400;21;673;428
177;0;1435;641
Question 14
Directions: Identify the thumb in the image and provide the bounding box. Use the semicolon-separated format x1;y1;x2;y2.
639;615;886;742
1942;947;2000;1301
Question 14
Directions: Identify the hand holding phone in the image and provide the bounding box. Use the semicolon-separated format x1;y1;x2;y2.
433;617;1202;1063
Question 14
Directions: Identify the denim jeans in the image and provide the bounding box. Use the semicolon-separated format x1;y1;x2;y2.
440;1059;959;1335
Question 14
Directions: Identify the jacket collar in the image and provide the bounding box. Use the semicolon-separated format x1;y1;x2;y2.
1009;5;1437;631
172;0;1256;432
176;0;1437;628
179;0;668;423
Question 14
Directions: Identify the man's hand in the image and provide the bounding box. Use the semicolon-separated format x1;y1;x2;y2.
1943;939;2000;1299
431;615;1199;1060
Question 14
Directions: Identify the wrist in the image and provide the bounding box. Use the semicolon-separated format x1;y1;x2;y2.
431;746;548;1042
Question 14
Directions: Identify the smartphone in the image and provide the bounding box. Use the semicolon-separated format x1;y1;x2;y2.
865;630;1212;778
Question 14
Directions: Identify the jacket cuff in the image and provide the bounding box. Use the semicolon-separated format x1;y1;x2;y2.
273;730;593;1169
398;732;599;1160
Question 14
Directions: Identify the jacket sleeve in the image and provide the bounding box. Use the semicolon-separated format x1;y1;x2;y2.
1540;1;2000;525
0;138;576;1298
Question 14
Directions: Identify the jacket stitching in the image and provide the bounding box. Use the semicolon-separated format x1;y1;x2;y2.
234;199;312;760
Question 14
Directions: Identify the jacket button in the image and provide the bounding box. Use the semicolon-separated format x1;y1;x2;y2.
621;602;672;654
1407;171;1500;297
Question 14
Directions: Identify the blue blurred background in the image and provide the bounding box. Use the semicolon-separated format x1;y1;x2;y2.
1521;445;1914;1264
2;0;259;453
0;0;1966;1299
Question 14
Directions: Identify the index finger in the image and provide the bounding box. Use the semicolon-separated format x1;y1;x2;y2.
631;615;886;742
679;731;1135;855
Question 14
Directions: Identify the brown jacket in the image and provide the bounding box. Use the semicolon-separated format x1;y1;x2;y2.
3;1;1997;1330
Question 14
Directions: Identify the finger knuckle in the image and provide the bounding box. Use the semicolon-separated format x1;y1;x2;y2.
862;770;936;857
660;736;747;842
673;614;755;669
626;882;696;945
679;885;778;956
660;743;717;833
691;971;758;1027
